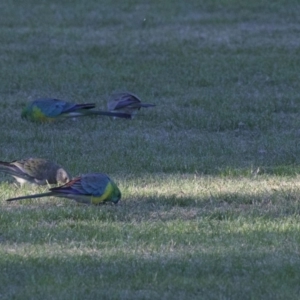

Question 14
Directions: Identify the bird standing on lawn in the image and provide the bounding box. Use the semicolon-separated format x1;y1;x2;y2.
107;92;155;118
0;158;70;186
22;98;131;122
6;173;121;205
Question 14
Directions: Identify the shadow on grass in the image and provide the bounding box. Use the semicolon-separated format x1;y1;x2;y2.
1;246;300;300
0;177;299;299
1;189;300;247
2;183;300;215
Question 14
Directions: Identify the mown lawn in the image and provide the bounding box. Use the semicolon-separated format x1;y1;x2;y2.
1;0;300;299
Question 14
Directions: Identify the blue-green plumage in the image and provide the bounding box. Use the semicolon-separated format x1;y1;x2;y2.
22;98;131;122
6;173;121;205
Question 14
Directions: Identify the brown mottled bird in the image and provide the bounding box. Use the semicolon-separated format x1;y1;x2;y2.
107;92;155;118
0;158;71;186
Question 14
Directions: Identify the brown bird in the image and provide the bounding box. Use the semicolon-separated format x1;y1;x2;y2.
107;92;155;118
0;158;71;186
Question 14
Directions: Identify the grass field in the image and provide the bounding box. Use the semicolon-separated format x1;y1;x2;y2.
1;0;300;299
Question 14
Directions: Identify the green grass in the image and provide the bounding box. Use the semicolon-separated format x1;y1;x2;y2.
1;0;300;299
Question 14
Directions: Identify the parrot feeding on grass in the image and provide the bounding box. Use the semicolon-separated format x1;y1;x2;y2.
22;98;131;122
6;173;121;205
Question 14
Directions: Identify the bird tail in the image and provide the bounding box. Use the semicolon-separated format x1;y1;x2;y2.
6;192;54;202
69;110;132;119
74;103;96;110
88;110;132;119
140;103;156;107
0;161;20;176
0;161;33;182
0;161;12;170
64;103;96;113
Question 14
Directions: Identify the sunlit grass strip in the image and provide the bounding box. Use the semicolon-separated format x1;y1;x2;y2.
2;174;300;205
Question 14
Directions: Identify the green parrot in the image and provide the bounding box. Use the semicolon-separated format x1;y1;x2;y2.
0;158;71;186
6;173;121;205
107;92;155;117
22;98;131;122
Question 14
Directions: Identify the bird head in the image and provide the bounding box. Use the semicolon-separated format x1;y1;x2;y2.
21;106;29;119
110;183;122;204
56;168;71;184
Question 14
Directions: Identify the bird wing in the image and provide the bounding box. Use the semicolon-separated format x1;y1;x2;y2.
52;173;110;196
22;158;60;184
108;92;141;110
0;160;26;177
49;174;111;204
33;99;66;117
3;159;49;184
49;177;83;194
80;173;111;196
